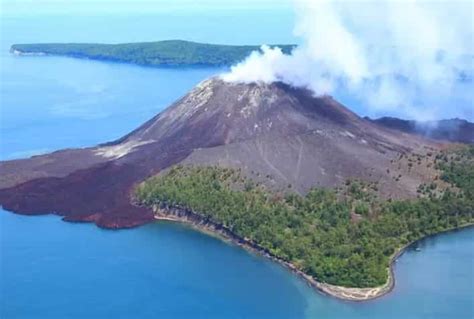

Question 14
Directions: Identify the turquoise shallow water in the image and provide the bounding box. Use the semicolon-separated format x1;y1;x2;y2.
1;10;473;319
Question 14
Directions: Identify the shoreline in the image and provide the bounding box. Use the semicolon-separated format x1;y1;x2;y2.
151;203;474;302
10;48;229;69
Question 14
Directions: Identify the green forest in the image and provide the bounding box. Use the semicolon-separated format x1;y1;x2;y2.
11;40;295;67
135;146;474;288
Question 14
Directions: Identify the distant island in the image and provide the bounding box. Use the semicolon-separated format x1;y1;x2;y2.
10;40;295;67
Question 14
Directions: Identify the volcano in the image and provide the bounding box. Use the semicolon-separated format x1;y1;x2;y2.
0;78;464;228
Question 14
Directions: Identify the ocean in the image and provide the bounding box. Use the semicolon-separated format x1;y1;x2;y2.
1;10;473;319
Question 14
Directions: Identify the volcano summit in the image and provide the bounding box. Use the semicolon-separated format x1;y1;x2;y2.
1;78;473;301
0;78;446;227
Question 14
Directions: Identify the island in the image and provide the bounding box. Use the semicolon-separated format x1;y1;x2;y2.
10;40;295;67
1;78;472;301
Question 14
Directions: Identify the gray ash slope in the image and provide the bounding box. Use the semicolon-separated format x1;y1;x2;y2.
0;78;457;227
134;78;441;197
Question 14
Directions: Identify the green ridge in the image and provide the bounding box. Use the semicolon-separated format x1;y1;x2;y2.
11;40;295;67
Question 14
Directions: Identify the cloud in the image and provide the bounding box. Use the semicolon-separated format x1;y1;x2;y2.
222;0;473;120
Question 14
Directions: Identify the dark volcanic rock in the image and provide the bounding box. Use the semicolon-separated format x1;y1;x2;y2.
0;78;453;228
368;117;474;144
0;162;154;228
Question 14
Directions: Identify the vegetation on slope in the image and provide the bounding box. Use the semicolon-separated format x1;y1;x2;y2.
11;40;295;67
135;146;474;288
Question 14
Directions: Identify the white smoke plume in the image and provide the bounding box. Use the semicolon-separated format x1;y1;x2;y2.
222;0;473;120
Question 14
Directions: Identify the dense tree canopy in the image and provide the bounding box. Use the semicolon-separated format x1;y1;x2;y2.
135;146;474;288
11;41;295;67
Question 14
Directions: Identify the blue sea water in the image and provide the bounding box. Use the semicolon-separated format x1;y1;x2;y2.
1;211;473;319
1;10;473;319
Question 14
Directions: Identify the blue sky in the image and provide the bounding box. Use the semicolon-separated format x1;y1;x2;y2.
2;0;472;121
1;0;292;16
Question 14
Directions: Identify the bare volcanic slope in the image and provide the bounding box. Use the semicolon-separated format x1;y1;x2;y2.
0;78;442;228
368;117;474;144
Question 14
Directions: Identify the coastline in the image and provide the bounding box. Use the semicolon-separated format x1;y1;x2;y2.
10;48;230;69
151;203;474;302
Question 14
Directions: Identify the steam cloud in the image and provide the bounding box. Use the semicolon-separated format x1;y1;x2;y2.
222;0;473;120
